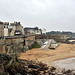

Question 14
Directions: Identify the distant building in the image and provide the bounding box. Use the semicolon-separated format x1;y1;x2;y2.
8;25;16;29
8;28;16;36
0;21;9;37
3;22;9;36
10;22;23;30
8;21;25;36
24;27;42;34
41;28;46;34
0;22;4;38
0;21;47;37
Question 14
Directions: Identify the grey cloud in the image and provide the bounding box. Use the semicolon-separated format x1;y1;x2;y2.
0;0;75;32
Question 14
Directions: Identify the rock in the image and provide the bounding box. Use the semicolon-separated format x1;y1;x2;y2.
45;73;49;75
24;46;29;51
16;73;21;75
50;67;56;72
71;71;75;75
51;71;56;74
28;64;40;69
63;69;72;74
0;72;9;75
40;71;44;75
0;53;74;75
0;64;4;73
57;73;63;75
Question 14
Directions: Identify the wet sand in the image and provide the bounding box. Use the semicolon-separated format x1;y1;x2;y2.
53;57;75;70
19;44;75;67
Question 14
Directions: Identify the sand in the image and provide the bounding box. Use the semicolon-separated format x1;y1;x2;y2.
19;43;75;66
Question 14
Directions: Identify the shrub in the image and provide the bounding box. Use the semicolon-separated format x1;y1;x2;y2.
31;42;41;48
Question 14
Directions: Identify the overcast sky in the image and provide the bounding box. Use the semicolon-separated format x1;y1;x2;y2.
0;0;75;32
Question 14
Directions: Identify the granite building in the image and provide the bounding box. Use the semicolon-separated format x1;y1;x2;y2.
0;21;4;38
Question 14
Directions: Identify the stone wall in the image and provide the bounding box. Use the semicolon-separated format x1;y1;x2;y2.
35;34;67;42
48;35;67;42
0;35;35;53
0;45;5;53
25;36;35;46
6;35;35;46
6;38;24;45
0;40;5;53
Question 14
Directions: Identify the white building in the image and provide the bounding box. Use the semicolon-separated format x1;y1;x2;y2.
4;22;9;36
41;28;46;34
4;28;8;36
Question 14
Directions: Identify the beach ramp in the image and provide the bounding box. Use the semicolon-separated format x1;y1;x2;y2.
41;40;52;50
41;39;60;50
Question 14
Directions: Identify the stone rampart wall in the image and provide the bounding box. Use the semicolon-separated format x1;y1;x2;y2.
0;39;5;53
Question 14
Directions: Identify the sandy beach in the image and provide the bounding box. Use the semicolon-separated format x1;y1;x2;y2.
19;43;75;66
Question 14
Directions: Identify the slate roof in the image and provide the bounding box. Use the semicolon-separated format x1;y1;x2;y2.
0;21;3;25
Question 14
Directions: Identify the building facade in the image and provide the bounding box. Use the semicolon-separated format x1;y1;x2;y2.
8;21;25;36
24;27;42;35
41;28;46;34
3;22;9;36
0;22;4;38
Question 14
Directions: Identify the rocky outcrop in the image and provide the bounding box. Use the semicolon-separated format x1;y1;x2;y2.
0;53;75;75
